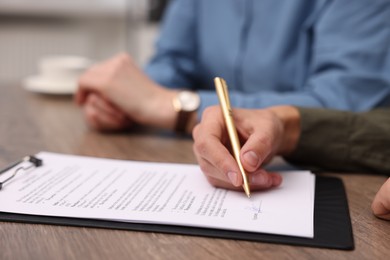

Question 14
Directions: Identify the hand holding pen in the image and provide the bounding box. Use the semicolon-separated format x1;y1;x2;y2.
192;77;282;196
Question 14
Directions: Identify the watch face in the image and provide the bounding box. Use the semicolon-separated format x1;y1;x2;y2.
178;91;200;111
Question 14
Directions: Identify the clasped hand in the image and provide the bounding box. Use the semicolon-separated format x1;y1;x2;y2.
75;53;178;131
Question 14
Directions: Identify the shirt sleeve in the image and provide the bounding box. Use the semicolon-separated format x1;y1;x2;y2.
198;0;390;115
284;108;390;175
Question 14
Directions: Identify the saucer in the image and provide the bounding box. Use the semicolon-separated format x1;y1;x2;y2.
23;75;78;95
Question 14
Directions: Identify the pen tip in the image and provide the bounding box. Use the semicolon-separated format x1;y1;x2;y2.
243;184;251;198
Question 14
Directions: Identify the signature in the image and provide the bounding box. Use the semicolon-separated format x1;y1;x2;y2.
244;200;262;214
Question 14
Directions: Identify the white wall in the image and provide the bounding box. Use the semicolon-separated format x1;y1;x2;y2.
0;0;159;83
0;0;146;18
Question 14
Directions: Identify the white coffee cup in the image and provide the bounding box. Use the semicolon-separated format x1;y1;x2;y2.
24;55;92;95
39;56;91;81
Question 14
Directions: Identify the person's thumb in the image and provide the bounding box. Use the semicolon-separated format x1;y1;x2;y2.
240;133;273;172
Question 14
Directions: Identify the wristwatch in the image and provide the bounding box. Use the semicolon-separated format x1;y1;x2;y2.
172;90;200;133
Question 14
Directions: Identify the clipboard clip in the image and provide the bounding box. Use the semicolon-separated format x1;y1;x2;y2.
0;155;43;190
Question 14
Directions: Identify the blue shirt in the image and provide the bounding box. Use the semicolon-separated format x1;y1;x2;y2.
145;0;390;115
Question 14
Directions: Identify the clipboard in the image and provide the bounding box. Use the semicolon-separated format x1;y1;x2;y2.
0;173;354;250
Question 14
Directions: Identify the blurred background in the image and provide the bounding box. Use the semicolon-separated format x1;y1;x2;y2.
0;0;170;84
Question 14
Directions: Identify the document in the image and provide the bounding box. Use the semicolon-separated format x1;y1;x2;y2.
0;152;315;238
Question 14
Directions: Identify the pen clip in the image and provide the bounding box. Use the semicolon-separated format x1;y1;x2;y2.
220;79;232;111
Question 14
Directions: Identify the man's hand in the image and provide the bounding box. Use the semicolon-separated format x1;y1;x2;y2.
193;106;302;191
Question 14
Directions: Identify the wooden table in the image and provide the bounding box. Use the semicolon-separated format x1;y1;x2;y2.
0;83;389;259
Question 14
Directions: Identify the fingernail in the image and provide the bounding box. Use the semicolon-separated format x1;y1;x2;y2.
251;173;267;186
228;171;239;186
273;175;283;186
243;151;259;168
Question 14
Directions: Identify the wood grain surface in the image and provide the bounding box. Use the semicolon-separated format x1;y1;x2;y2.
0;84;389;260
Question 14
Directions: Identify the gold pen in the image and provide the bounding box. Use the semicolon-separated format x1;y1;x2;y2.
214;77;251;198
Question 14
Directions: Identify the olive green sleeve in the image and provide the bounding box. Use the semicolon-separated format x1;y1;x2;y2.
284;108;390;175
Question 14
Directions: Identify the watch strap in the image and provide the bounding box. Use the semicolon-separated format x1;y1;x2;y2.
175;110;191;133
